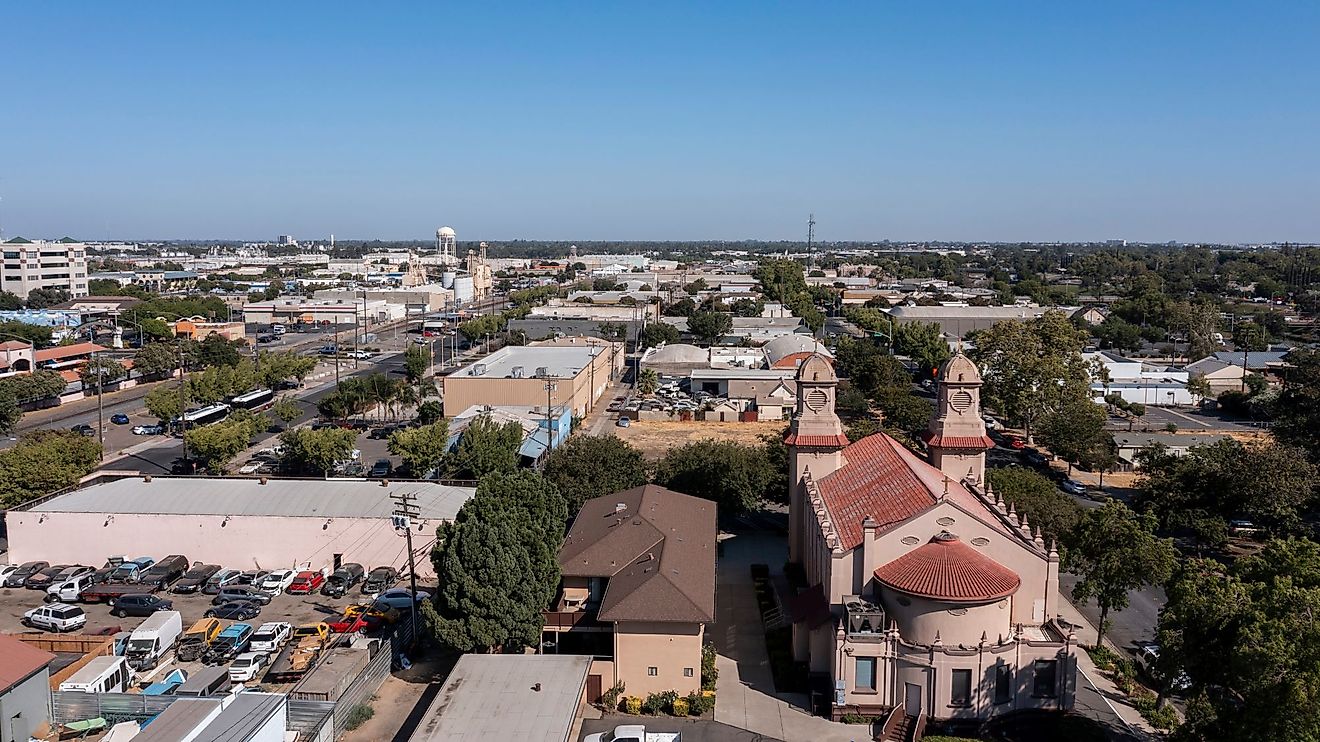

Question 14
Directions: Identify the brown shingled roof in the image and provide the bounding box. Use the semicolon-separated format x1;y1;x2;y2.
559;484;716;623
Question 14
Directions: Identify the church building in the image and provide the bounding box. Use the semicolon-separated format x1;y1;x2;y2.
785;352;1077;724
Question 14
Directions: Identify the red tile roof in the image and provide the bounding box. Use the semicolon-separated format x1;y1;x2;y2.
34;342;107;362
784;432;850;448
0;635;55;693
873;532;1021;603
815;433;1009;550
921;431;995;449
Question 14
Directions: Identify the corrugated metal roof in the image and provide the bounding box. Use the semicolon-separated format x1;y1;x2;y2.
192;693;285;742
30;476;474;520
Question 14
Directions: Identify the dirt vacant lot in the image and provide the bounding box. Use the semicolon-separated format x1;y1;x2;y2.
616;420;786;459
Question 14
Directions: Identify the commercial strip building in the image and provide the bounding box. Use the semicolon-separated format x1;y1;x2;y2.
886;305;1076;336
241;297;403;326
408;655;591;742
544;485;716;701
0;237;89;300
6;476;476;580
313;285;452;314
171;317;247;343
441;341;624;417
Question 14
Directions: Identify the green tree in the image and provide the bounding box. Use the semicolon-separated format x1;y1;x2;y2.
0;291;21;310
1036;397;1108;474
1159;538;1320;741
893;321;951;374
663;297;697;317
196;334;243;368
753;259;809;303
79;357;126;389
0;431;102;507
987;466;1083;544
429;471;567;652
0;320;54;348
132;342;181;379
446;414;524;479
730;297;765;317
543;435;649;514
1063;501;1177;646
595;321;627;342
255;350;316;388
653;439;774;516
144;383;189;423
270;397;303;427
403;344;429;385
968;310;1092;441
637;368;659;395
278;427;356;476
24;287;70;309
185;415;260;473
1273;348;1320;460
1185;373;1213;403
417;400;443;424
1094;316;1143;353
687;309;732;346
388;420;451;477
639;322;681;349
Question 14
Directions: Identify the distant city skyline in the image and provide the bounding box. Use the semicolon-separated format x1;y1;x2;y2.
2;3;1318;244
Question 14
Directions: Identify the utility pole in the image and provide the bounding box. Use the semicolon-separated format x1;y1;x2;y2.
93;350;105;461
390;491;422;651
807;213;816;269
543;381;557;456
178;341;189;466
333;329;341;388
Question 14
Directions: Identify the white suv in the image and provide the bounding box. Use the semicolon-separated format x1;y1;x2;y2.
228;652;269;683
259;570;296;596
24;604;87;632
249;622;292;653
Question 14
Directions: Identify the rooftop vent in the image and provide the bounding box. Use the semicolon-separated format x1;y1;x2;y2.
511;366;525;378
472;363;487;376
535;366;549;378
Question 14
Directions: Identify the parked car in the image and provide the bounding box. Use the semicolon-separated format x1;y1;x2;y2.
4;561;48;587
1134;641;1191;692
288;571;325;595
24;564;71;590
368;458;393;478
176;618;224;662
616;417;630;428
1022;449;1049;467
172;564;221;594
235;570;270;587
212;586;273;606
1061;480;1088;495
109;557;156;584
205;601;262;621
91;557;127;584
228;652;269;683
0;565;19;585
373;587;432;612
141;555;190;589
1005;435;1027;450
259;570;297;595
111;413;131;425
203;622;255;665
131;424;165;435
110;594;174;618
70;424;96;437
23;604;88;633
202;569;243;594
321;563;365;597
249;622;293;653
47;573;97;603
362;566;398;594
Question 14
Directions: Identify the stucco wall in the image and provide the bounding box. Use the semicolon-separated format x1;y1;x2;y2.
6;511;440;579
880;588;1011;646
613;621;703;697
0;667;51;742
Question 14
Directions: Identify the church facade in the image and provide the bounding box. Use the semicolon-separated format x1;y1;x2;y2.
786;353;1077;723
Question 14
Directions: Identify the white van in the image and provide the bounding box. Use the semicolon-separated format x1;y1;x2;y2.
46;573;95;603
125;610;184;671
59;656;133;693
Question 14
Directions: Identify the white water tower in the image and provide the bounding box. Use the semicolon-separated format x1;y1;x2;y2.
436;226;457;264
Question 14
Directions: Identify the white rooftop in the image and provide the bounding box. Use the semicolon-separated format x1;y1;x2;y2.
408;654;591;742
29;476;474;520
454;345;603;380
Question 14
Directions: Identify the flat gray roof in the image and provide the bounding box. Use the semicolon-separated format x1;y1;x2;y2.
29;476;474;520
409;655;590;742
453;345;602;380
132;699;222;742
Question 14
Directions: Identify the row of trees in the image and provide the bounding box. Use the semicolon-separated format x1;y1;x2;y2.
0;430;102;508
143;350;315;422
0;371;69;434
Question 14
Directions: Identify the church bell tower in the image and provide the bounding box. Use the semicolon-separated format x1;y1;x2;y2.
785;353;848;564
923;352;993;487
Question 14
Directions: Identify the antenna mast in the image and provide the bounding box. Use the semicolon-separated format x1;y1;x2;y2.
807;213;816;268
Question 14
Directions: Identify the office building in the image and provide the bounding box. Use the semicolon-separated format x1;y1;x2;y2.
0;237;89;300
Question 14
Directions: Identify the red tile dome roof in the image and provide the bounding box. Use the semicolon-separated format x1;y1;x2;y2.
873;531;1020;603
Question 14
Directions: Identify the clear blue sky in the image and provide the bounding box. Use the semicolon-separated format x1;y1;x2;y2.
2;2;1317;243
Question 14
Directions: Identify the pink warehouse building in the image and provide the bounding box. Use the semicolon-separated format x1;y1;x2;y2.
6;475;475;578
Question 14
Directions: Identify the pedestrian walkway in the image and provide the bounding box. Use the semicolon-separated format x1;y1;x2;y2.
1055;596;1159;741
713;531;871;742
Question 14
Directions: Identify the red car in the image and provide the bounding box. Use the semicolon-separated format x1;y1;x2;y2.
1005;435;1027;450
287;571;325;595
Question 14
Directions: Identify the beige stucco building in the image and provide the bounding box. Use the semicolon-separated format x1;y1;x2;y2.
544;485;716;702
786;353;1077;724
441;341;623;418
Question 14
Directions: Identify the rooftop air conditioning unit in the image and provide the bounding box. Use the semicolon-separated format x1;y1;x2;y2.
535;366;549;378
511;366;524;378
472;363;487;376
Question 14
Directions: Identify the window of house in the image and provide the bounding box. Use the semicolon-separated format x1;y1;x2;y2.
855;657;877;691
1033;660;1058;698
950;669;972;707
994;664;1012;704
647;667;658;677
683;668;694;678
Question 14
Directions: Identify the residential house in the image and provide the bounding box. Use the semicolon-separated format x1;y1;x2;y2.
544;485;716;700
1183;357;1248;397
1112;432;1231;469
786;353;1077;722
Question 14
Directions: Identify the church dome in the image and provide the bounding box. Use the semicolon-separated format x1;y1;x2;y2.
938;352;981;384
874;532;1020;603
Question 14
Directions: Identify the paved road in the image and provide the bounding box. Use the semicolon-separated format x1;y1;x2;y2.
1059;572;1165;654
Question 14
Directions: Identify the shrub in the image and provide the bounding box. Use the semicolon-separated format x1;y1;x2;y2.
624;696;642;715
701;643;718;691
600;682;625;711
839;713;877;724
343;703;374;731
642;690;678;715
671;697;689;717
1085;644;1120;670
682;690;713;716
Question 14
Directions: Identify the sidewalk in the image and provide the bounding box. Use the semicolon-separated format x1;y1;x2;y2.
1055;596;1160;741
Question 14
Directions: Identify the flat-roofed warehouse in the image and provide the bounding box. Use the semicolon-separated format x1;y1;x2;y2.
6;476;475;579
